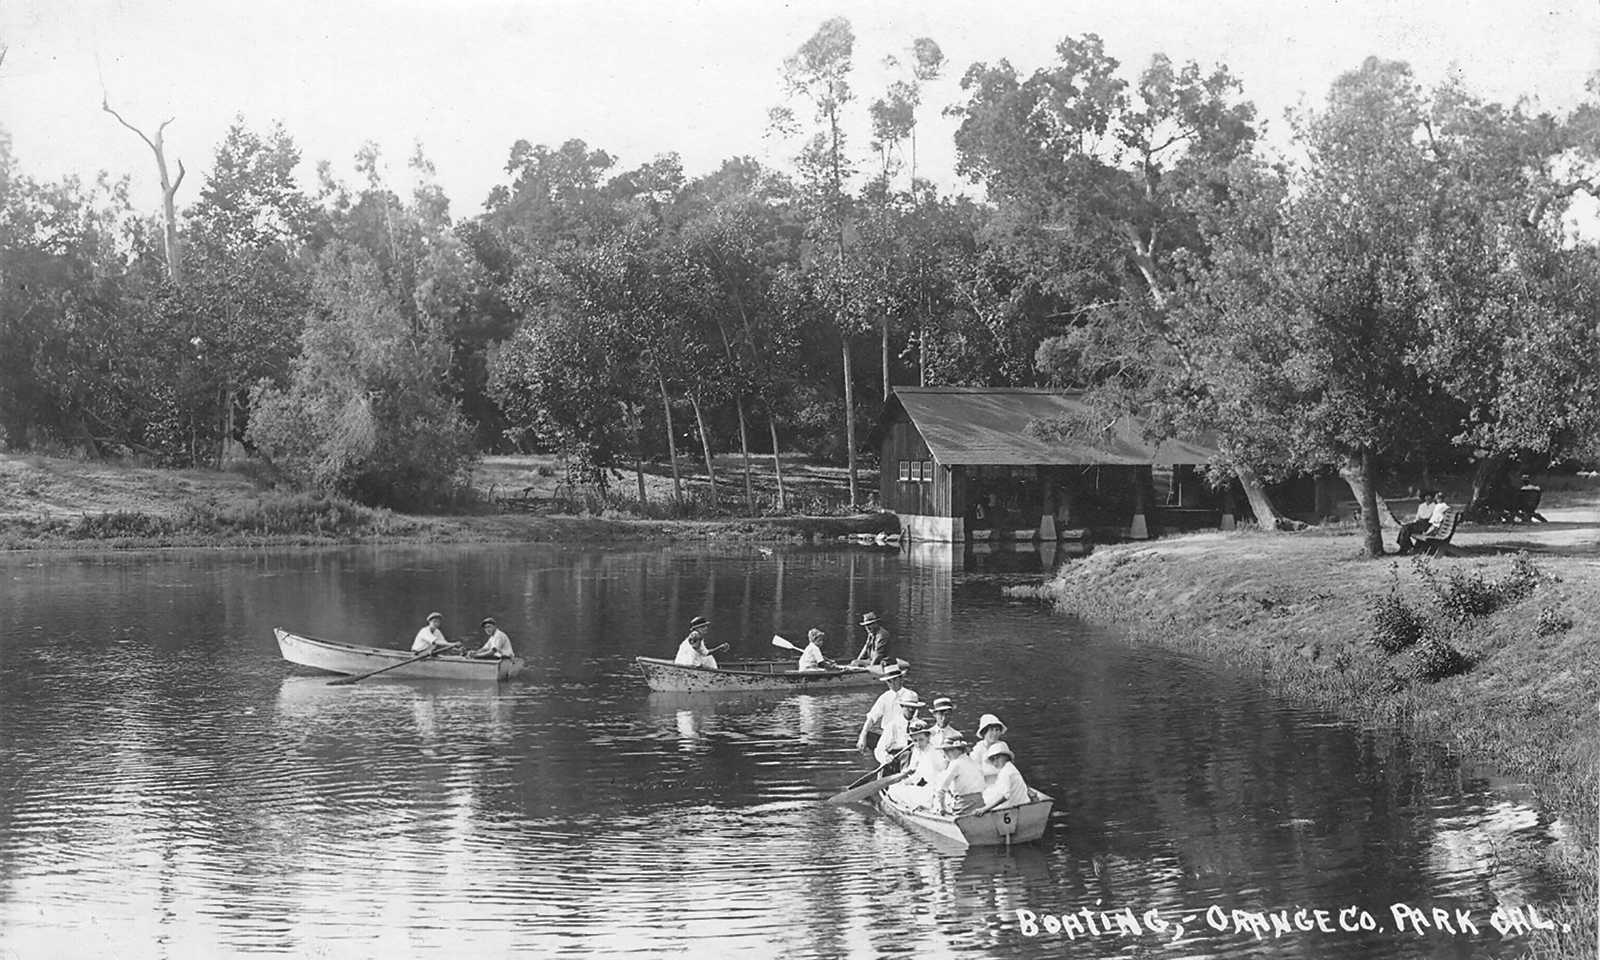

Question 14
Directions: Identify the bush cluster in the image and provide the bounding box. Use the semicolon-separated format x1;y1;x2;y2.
68;511;174;539
1535;606;1574;636
1412;552;1546;621
1410;637;1472;682
1371;588;1430;654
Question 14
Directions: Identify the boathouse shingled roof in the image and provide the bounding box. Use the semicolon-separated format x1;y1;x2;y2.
882;387;1217;466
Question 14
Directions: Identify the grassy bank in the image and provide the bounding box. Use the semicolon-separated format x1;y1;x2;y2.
1017;531;1597;959
0;453;893;549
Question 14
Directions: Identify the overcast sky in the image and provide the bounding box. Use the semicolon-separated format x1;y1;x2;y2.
3;0;1598;217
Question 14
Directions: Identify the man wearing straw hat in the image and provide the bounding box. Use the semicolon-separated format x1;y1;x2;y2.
928;696;957;750
851;611;893;666
855;662;919;752
874;689;924;767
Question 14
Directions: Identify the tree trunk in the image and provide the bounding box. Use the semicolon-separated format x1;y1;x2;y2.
841;333;859;508
1338;448;1385;558
882;311;891;401
1466;451;1512;520
734;394;755;516
103;101;185;284
1234;463;1284;531
768;418;787;512
656;370;683;504
688;388;720;509
622;400;647;504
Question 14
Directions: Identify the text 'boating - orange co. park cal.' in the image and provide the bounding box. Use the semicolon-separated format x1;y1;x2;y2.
1012;900;1571;944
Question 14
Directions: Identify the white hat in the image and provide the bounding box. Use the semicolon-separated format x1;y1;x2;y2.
931;697;954;713
976;713;1007;736
986;740;1014;762
896;690;924;708
878;664;905;682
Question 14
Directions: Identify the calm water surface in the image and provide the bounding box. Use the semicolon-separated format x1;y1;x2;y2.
0;543;1569;959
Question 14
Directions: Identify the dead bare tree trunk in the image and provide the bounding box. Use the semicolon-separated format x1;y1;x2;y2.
103;99;185;284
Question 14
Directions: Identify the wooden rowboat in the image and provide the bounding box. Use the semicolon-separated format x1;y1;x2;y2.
877;787;1054;848
634;656;898;693
275;628;526;681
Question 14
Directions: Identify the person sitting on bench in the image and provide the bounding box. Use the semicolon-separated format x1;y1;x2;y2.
1397;490;1447;555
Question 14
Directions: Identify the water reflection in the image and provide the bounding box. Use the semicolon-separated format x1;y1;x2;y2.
0;544;1570;959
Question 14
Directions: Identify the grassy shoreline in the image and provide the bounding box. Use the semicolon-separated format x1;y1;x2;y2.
0;452;895;550
1015;531;1598;959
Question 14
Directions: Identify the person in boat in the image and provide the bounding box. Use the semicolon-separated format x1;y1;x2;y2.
852;611;893;666
470;617;514;659
975;741;1031;814
970;713;1008;784
674;616;726;669
855;663;919;752
411;612;458;655
886;719;939;808
796;627;835;671
928;696;957;748
931;731;986;816
874;690;924;769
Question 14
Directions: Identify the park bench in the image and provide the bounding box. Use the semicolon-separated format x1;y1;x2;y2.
1415;512;1464;557
1510;487;1547;523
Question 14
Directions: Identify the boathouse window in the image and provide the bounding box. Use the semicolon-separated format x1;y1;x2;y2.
898;460;933;483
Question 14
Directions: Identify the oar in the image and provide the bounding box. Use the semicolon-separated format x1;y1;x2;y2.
826;770;909;806
771;634;802;653
327;642;461;686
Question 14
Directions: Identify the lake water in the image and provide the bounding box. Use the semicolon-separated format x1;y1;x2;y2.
0;543;1571;958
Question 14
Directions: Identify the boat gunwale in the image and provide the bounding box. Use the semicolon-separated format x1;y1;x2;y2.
633;655;881;681
276;628;525;677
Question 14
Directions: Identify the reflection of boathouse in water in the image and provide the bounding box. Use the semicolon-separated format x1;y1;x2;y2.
874;387;1228;543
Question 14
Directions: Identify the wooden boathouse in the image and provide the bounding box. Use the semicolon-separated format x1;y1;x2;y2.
874;387;1224;543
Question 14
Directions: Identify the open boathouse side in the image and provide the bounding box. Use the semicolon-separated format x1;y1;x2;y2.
873;387;1228;543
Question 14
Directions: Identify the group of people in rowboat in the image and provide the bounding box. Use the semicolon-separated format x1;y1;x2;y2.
858;664;1031;817
671;611;894;673
411;612;516;659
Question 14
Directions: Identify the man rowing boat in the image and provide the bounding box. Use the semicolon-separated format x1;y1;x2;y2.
855;663;919;752
874;690;924;767
411;612;458;655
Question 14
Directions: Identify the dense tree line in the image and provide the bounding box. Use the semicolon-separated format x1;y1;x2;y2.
2;23;1597;548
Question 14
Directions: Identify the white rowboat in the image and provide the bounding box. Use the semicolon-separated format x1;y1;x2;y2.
877;788;1054;848
634;657;899;693
275;628;526;681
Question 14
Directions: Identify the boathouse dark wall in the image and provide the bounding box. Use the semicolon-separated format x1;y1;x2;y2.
872;387;1223;542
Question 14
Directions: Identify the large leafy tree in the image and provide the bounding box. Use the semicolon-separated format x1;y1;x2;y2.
182;119;315;464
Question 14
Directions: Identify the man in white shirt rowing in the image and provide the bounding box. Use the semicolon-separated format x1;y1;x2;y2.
874;690;924;768
470;617;514;659
411;612;458;655
856;663;919;752
931;731;986;816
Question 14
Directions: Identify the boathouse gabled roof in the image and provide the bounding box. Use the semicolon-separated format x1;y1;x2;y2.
879;387;1217;466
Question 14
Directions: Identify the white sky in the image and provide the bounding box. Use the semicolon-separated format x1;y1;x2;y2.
2;0;1598;218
